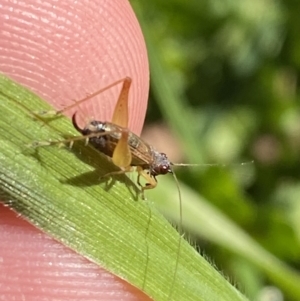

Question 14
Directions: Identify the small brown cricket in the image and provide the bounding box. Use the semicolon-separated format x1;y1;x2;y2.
35;78;180;194
32;77;186;300
32;77;251;300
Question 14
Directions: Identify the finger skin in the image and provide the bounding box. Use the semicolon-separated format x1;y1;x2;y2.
0;0;151;300
0;205;151;301
0;0;149;134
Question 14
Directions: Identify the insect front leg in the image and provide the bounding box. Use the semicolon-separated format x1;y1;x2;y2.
136;167;157;200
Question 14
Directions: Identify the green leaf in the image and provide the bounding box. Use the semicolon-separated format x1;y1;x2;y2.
0;74;248;301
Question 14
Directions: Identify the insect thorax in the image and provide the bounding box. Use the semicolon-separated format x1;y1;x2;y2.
82;120;118;158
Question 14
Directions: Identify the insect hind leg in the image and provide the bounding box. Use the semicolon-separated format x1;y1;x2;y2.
35;77;132;117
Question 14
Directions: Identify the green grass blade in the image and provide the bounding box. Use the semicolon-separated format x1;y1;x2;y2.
0;74;248;301
148;175;300;301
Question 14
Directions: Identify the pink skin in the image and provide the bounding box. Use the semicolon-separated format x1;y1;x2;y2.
0;0;151;300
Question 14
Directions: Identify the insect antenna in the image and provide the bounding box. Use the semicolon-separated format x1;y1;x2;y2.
166;159;253;299
172;160;254;168
168;168;183;301
173;162;225;167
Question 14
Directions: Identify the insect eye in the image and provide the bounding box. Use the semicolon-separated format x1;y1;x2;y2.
160;165;170;174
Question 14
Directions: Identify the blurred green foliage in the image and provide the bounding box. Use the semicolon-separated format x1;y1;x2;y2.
131;1;300;300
